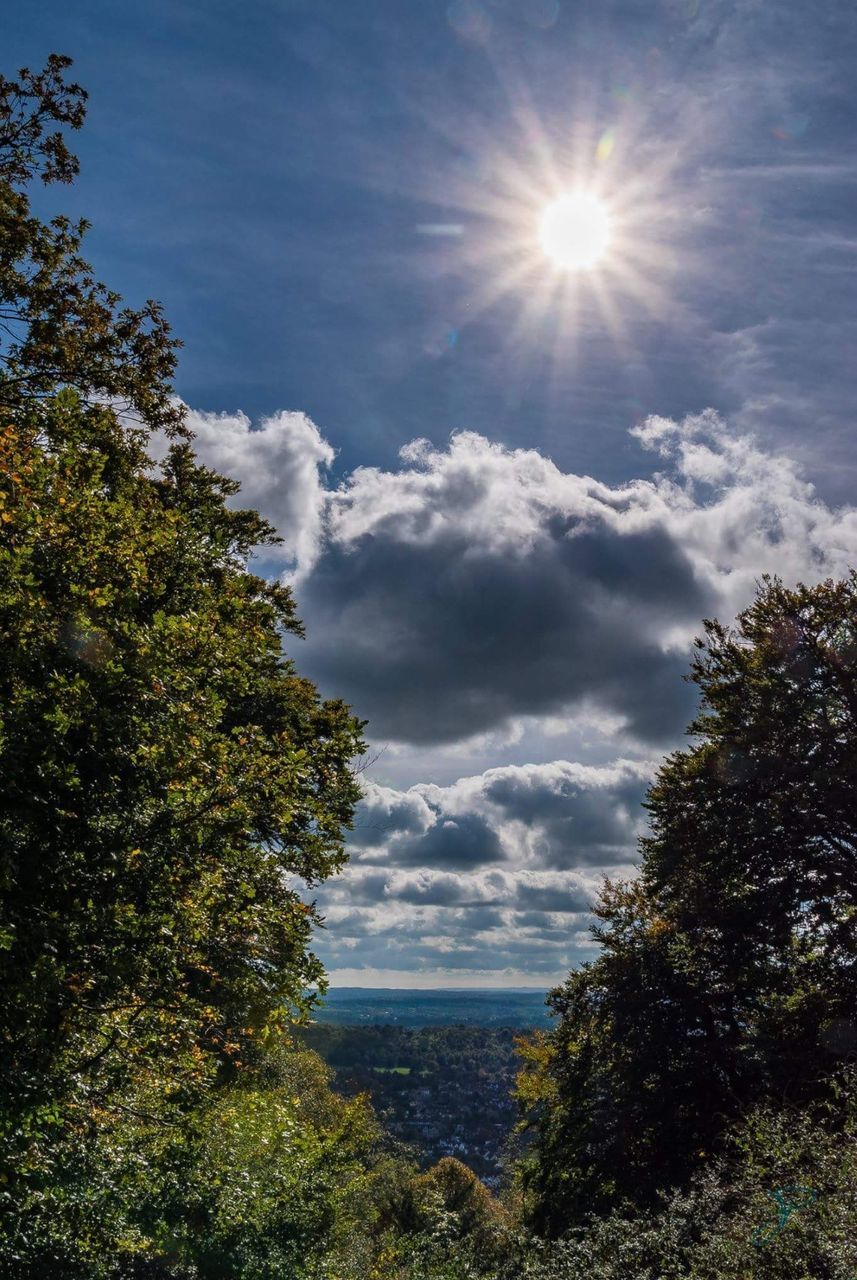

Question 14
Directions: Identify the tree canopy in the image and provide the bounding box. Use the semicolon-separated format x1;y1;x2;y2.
0;56;366;1272
0;55;184;435
519;575;857;1235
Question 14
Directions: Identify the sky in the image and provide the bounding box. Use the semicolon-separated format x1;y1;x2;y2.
10;0;857;987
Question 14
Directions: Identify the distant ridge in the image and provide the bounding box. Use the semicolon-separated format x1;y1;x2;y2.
325;985;548;992
313;987;552;1028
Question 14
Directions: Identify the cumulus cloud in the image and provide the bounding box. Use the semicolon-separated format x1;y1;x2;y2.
314;884;601;978
297;436;702;745
348;782;435;848
346;865;598;915
628;408;857;618
184;405;857;751
284;412;857;749
352;759;653;872
307;758;648;977
182;407;334;571
184;404;857;979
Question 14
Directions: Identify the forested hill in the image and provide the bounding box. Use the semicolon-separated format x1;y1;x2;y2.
300;1023;527;1181
312;987;552;1027
303;994;551;1180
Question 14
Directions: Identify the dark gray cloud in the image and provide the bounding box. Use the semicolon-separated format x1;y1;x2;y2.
384;872;482;907
353;758;652;875
394;811;505;870
296;498;702;748
349;784;505;869
283;416;857;751
482;764;649;869
514;883;595;914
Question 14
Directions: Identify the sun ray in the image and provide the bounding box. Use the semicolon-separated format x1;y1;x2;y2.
383;57;702;395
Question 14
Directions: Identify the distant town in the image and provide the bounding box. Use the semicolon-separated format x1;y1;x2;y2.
301;1017;536;1182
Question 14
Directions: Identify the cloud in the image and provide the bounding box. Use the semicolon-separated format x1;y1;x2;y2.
182;407;334;571
295;434;703;746
393;811;506;870
306;757;647;977
184;404;857;980
183;405;857;752
474;758;652;870
351;759;653;873
333;864;598;915
315;910;600;982
348;782;435;849
287;412;857;748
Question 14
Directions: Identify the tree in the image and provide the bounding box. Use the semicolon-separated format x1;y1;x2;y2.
502;1077;857;1280
0;57;365;1270
518;576;857;1235
386;1157;512;1280
146;1043;401;1280
0;55;184;435
2;1035;411;1279
397;1158;508;1252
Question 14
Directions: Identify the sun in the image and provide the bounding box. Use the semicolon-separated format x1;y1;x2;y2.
407;98;681;375
538;190;611;271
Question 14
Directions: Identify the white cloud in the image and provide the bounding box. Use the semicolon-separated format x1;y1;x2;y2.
182;407;334;572
631;408;857;618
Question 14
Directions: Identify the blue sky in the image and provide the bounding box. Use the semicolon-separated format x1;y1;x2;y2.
11;1;857;986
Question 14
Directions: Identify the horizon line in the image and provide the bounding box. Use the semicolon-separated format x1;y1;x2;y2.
316;985;550;993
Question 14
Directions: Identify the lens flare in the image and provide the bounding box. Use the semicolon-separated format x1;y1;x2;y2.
538;190;611;270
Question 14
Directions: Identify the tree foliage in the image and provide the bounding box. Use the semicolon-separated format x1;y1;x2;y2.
0;396;364;1105
519;576;857;1234
3;1036;413;1279
0;55;184;434
0;56;365;1271
503;1076;857;1280
142;1043;401;1280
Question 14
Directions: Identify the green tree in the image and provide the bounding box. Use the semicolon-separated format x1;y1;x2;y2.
384;1157;512;1280
0;55;184;434
4;1036;412;1279
397;1157;509;1253
147;1042;404;1280
0;57;365;1271
502;1077;857;1280
519;576;857;1234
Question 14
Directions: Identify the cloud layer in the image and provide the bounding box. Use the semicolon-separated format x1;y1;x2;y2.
185;405;857;981
306;758;651;978
287;409;857;749
351;758;653;871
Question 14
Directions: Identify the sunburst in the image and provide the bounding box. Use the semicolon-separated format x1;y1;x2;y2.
538;189;612;270
406;84;689;390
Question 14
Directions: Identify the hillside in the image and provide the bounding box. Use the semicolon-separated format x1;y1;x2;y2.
301;1023;528;1181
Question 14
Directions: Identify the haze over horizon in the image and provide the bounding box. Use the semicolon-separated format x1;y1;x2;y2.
12;0;857;986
